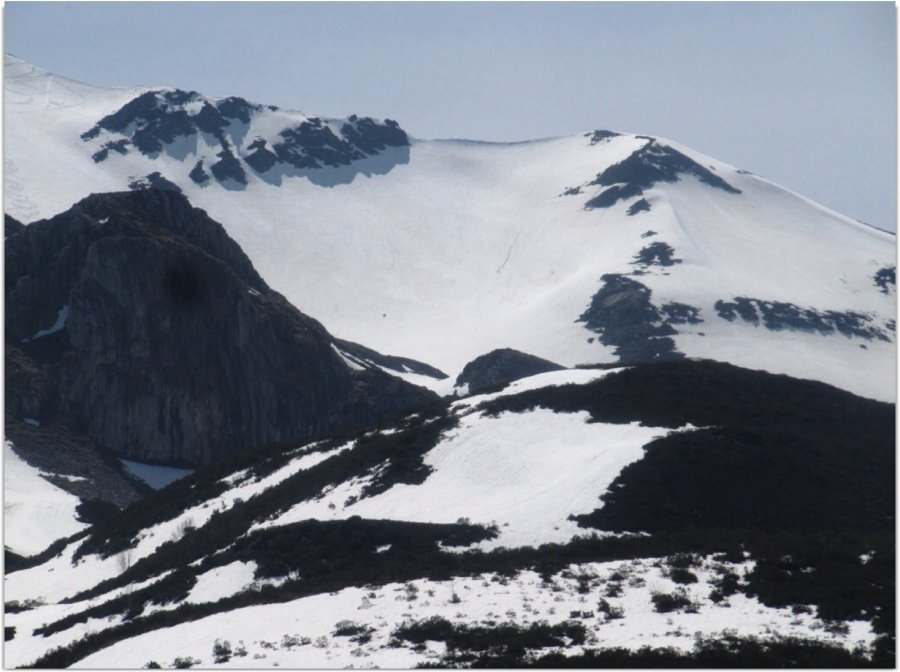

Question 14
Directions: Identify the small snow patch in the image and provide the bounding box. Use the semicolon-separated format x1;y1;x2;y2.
186;561;258;605
22;304;69;342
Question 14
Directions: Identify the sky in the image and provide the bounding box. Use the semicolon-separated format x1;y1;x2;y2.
3;1;897;232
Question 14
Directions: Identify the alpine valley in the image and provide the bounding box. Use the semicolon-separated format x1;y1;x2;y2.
3;54;895;668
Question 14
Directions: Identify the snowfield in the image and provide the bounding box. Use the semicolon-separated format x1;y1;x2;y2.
251;408;667;551
5;54;895;402
3;441;88;556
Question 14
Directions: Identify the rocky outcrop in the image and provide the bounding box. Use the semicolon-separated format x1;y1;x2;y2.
578;274;685;363
585;139;741;210
454;348;564;395
5;189;438;467
80;89;409;189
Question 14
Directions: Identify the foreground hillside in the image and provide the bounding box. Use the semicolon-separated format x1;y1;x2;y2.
5;361;893;668
5;55;895;402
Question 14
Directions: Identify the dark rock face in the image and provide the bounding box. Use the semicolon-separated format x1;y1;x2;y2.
585;139;741;210
81;89;409;188
455;348;565;394
714;297;892;341
578;274;689;363
5;420;147;511
5;189;437;467
586;130;621;145
6;213;25;239
333;339;448;381
128;172;182;194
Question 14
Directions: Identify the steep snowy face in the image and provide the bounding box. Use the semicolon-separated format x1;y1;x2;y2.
4;56;896;401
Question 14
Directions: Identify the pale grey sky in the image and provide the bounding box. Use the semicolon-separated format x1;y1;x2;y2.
4;2;897;232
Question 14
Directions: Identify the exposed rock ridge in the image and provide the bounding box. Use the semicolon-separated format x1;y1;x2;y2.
81;89;409;189
585;138;741;210
5;189;437;467
454;348;565;394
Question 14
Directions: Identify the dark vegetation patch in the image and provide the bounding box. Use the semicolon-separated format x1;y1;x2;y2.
585;140;741;210
470;359;892;534
577;274;682;363
5;528;90;574
651;589;697;613
626;198;651;216
641;229;657;238
4;548;29;574
667;567;699;584
632;241;681;268
72;406;457;571
393;617;586;663
715;297;890;341
454;348;565;395
446;634;883;668
874;266;895;294
41;516;496;639
30;528;894;668
75;499;121;525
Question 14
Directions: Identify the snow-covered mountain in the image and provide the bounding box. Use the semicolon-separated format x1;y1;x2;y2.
3;55;896;668
5;54;895;402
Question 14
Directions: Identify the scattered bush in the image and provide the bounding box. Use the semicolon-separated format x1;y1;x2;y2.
212;638;232;663
172;656;199;669
597;598;624;620
651;589;696;613
333;620;375;644
667;552;698;569
668;567;698;584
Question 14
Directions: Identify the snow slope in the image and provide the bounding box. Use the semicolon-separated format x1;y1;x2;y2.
4;55;895;401
69;558;873;670
3;441;87;556
4;360;893;667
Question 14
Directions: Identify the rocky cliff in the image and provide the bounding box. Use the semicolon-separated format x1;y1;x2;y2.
5;190;438;467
